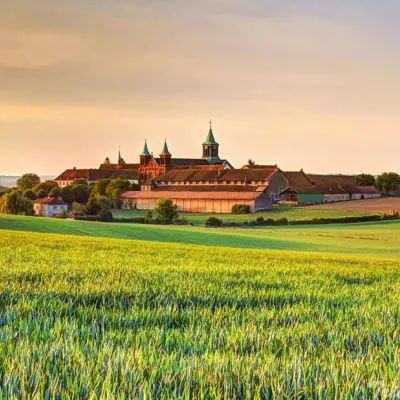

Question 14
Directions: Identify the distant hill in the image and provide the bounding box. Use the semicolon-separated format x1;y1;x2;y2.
0;176;56;188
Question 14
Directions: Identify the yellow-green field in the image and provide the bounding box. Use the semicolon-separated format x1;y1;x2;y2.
0;216;399;397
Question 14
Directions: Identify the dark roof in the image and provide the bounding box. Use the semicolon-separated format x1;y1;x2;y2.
307;174;356;186
99;163;140;170
171;158;210;167
342;185;381;195
153;168;279;184
55;168;138;181
242;164;278;169
34;197;68;206
282;171;314;190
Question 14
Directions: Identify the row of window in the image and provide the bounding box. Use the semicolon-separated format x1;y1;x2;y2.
158;180;266;186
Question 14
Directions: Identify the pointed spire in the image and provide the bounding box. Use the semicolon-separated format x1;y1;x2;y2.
203;119;218;145
160;138;171;156
140;139;151;156
118;146;125;165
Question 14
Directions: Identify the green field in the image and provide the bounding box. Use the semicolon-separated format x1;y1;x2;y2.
0;215;399;397
112;206;375;225
1;214;399;258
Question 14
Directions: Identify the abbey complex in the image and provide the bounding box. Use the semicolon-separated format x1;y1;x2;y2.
55;123;381;213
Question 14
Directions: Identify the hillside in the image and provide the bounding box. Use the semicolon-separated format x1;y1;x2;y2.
0;229;399;397
0;214;399;259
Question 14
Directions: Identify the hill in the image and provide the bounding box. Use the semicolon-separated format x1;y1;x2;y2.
0;229;399;397
0;214;399;259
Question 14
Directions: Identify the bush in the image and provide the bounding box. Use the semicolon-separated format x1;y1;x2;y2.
255;216;264;224
86;194;112;215
72;202;86;213
205;217;223;227
97;209;114;222
54;210;68;219
231;204;251;214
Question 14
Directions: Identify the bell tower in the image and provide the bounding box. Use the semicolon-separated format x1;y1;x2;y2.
159;139;172;167
202;120;220;163
140;140;151;166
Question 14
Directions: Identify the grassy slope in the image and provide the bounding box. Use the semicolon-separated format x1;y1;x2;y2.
0;230;399;397
0;214;399;259
112;206;374;224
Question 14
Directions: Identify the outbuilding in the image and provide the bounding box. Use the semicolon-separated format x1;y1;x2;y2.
120;186;273;213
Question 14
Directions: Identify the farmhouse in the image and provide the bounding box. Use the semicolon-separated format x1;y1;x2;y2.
279;171;382;205
34;197;68;217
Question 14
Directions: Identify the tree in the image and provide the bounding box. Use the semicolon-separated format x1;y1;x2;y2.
0;191;34;215
86;194;112;215
23;189;37;201
376;172;400;194
92;179;111;196
106;179;131;208
72;184;90;203
71;178;89;187
356;174;376;186
61;186;74;204
131;182;140;191
17;173;40;191
36;189;47;199
49;187;61;198
155;198;178;224
33;180;58;195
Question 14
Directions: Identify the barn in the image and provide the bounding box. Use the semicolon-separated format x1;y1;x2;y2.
120;186;273;213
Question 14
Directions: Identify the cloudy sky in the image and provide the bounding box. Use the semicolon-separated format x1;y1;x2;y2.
1;0;399;175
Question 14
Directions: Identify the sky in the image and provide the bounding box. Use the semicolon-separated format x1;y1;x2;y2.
0;0;399;175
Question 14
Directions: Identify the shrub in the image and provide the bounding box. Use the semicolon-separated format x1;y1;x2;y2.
231;204;251;214
255;216;264;224
54;210;68;219
72;202;86;213
205;217;223;227
97;209;114;222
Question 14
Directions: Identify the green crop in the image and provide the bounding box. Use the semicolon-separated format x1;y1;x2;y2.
0;228;399;398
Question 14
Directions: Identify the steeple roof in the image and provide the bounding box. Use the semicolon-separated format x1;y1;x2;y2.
203;120;219;145
160;139;171;156
140;140;151;156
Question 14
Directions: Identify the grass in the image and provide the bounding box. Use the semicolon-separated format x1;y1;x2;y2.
112;206;375;225
0;229;399;397
1;214;400;259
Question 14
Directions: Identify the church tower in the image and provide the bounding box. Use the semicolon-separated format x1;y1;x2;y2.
140;140;151;166
159;139;172;167
202;120;220;163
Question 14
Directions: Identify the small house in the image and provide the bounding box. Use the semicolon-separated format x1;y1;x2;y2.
34;197;68;217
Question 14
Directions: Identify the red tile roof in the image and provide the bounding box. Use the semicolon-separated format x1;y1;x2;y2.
34;197;68;206
121;187;266;201
153;168;279;184
55;168;138;181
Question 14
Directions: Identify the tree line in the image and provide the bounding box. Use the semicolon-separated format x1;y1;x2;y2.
0;173;139;216
355;173;400;194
